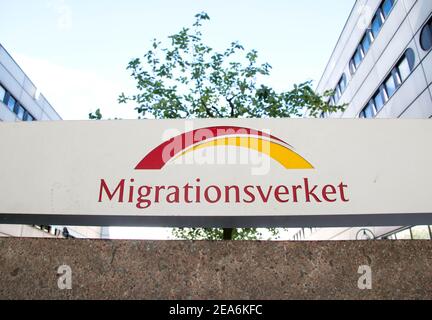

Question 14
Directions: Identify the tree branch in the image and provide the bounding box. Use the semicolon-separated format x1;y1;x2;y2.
227;97;236;118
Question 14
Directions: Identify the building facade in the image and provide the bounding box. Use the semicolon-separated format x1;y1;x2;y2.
297;0;432;240
0;43;102;238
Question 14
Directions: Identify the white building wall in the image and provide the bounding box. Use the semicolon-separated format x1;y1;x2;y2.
309;0;432;240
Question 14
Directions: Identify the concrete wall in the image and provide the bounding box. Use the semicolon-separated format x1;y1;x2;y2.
0;238;431;299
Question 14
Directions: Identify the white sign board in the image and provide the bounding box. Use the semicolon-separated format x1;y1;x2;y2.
0;119;431;227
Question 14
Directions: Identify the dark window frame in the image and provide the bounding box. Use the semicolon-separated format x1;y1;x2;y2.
349;0;397;76
381;0;395;19
14;103;26;120
358;48;415;118
5;92;17;112
0;82;37;122
23;110;35;121
420;16;432;51
331;73;348;107
0;84;6;103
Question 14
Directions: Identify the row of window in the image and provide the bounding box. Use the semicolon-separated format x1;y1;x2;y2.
350;0;396;76
379;226;432;240
292;225;432;241
330;74;347;105
327;0;396;109
325;6;432;120
359;48;415;118
32;225;75;238
292;228;318;241
0;83;35;121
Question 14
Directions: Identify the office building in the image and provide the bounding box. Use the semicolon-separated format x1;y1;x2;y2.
295;0;432;240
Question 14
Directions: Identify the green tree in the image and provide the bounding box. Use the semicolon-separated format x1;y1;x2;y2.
92;12;345;240
88;108;102;120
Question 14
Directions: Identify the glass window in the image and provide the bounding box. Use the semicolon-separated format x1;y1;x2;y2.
405;48;415;70
361;32;372;55
338;74;347;94
388;234;397;240
353;47;363;68
6;94;16;112
381;0;394;19
334;86;341;102
385;74;397;98
359;110;366;118
349;59;357;75
411;226;431;239
0;85;5;103
397;52;413;83
23;111;35;121
374;89;385;113
420;19;432;51
363;101;376;118
14;104;25;120
371;12;383;38
395;228;412;240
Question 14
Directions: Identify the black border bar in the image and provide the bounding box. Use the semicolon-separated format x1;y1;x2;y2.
0;212;431;227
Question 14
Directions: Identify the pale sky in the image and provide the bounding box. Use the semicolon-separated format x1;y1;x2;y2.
1;0;355;120
0;0;355;239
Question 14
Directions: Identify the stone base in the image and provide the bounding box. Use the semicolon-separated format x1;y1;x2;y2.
0;238;431;299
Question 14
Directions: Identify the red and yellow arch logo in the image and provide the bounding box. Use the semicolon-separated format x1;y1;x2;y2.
135;126;314;170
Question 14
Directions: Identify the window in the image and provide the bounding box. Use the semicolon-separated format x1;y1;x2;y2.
360;48;415;118
397;56;411;82
387;234;397;240
395;228;412;240
396;48;415;83
23;111;35;121
6;94;16;112
361;32;372;55
353;47;363;68
373;88;386;113
333;74;347;104
371;11;383;38
335;86;341;101
420;17;432;51
411;226;431;239
14;104;25;120
338;73;347;94
385;73;397;98
363;101;376;118
0;85;37;121
349;60;357;75
0;84;5;103
381;0;395;19
350;1;396;76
